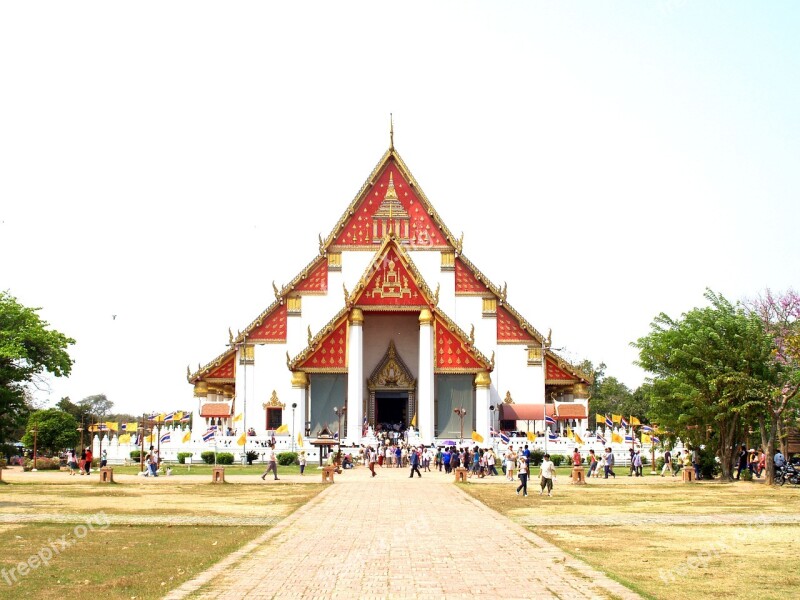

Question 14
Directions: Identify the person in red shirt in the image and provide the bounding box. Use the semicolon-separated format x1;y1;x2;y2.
572;448;582;467
84;448;93;475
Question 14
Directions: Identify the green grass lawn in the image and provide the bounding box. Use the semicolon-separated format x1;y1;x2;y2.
464;480;800;599
0;481;321;598
109;462;313;477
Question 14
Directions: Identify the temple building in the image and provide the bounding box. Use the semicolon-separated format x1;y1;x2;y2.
187;141;592;447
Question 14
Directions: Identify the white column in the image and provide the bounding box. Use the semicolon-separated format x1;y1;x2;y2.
291;371;308;448
475;371;491;446
418;308;435;444
346;309;364;445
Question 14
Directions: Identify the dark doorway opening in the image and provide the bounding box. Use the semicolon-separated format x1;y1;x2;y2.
375;392;407;429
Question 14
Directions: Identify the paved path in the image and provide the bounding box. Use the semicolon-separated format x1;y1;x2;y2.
166;468;638;600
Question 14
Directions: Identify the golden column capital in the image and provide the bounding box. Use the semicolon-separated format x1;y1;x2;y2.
349;308;364;325
474;371;491;388
193;381;208;398
573;383;590;399
419;308;433;325
223;384;234;398
291;371;309;388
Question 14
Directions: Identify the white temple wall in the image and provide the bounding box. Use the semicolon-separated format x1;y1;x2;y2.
495;344;544;404
340;251;378;294
242;343;293;432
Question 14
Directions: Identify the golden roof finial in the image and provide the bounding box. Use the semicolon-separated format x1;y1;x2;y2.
390;113;394;150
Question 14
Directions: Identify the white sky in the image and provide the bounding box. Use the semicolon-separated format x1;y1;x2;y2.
2;1;798;416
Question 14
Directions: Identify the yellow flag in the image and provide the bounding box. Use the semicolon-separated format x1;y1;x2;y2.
595;413;604;425
574;432;584;444
155;413;166;423
145;434;153;444
174;412;184;422
182;430;191;443
410;413;417;427
237;433;246;446
275;424;289;434
612;414;622;424
566;427;574;440
471;431;484;443
297;432;304;447
118;434;131;444
630;416;641;426
233;413;243;422
641;433;651;444
611;432;623;443
526;431;536;442
105;421;118;431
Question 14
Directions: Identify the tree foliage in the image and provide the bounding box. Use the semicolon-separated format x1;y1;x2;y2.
578;360;650;427
634;290;776;479
21;409;79;454
0;292;74;444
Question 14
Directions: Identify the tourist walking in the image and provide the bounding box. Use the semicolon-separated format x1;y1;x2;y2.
66;449;78;475
661;449;673;477
442;448;452;474
516;455;528;497
604;448;616;479
539;453;556;496
84;448;93;475
409;447;422;478
735;444;748;480
633;450;642;477
261;444;279;481
299;451;306;475
587;449;598;478
505;447;516;481
367;446;377;477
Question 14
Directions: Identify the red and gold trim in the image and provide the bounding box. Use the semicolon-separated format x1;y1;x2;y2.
249;303;288;343
294;316;349;372
434;315;485;373
455;257;491;296
497;306;535;344
545;357;578;384
293;258;328;294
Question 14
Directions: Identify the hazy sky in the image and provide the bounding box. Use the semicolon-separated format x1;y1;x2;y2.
2;1;798;416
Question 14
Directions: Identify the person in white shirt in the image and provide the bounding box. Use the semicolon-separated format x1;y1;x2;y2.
516;456;529;497
540;454;556;497
261;443;279;481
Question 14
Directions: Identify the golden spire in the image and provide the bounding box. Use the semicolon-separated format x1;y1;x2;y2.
390;113;394;150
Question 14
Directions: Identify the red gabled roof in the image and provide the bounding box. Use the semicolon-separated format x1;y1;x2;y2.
497;306;535;344
555;404;587;420
353;243;429;309
455;257;491;295
249;303;288;343
199;403;232;418
546;357;578;384
205;354;235;381
293;258;328;294
329;158;451;250
434;315;486;372
295;316;348;372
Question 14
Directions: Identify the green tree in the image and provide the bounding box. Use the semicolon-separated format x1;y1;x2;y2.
578;360;650;428
0;292;74;445
634;290;776;480
21;409;79;455
748;289;800;484
79;394;113;423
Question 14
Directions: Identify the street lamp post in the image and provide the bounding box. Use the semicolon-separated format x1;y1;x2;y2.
489;405;497;449
333;406;346;467
77;422;84;455
31;426;38;472
454;406;467;446
291;403;297;452
139;414;146;473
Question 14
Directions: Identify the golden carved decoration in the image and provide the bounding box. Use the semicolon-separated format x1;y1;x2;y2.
573;383;590;399
433;283;440;306
482;297;497;316
288;307;350;370
546;328;552;349
223;384;234;398
474;371;491;388
419;308;433;325
307;325;313;345
503;391;514;404
327;252;342;271
228;327;233;345
286;351;291;368
350;308;364;325
501;282;507;303
343;282;350;306
239;344;254;365
319;233;325;256
291;371;309;387
489;351;495;370
367;341;416;391
194;381;208;398
366;254;412;299
527;346;543;365
455;231;464;255
263;390;285;410
272;281;280;301
186;365;191;380
468;324;475;346
440;251;455;271
287;296;302;314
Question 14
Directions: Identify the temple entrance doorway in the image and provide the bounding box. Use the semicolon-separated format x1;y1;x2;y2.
375;391;408;430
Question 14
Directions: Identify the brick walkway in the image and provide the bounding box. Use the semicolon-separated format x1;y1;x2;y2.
166;468;638;600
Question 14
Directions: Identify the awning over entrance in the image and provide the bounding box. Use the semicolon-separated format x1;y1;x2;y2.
555;403;588;420
499;404;555;421
199;403;232;418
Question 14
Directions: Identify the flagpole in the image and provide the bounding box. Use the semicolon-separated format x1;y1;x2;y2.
242;333;246;466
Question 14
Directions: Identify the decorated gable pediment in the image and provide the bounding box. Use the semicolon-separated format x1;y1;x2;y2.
294;315;348;372
352;241;433;309
328;158;451;250
434;315;489;373
546;356;583;385
455;258;491;296
497;306;535;344
367;340;416;391
249;303;288;343
293;258;328;294
205;352;236;382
